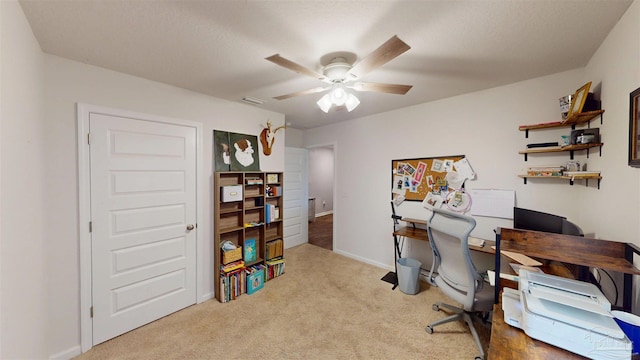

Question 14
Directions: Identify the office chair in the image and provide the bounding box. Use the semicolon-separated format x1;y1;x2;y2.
425;208;494;360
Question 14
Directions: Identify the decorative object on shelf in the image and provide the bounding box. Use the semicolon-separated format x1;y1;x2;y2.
221;185;243;202
213;130;232;172
570;128;600;145
628;86;640;168
566;81;592;120
559;94;573;120
244;238;257;262
229;132;261;171
267;173;279;184
259;119;286;156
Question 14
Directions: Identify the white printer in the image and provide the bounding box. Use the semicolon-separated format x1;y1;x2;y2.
502;269;632;360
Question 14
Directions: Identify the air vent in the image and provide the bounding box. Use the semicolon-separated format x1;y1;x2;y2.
241;97;265;105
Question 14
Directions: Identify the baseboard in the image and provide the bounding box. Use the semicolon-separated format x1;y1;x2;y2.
333;248;393;272
201;291;215;303
315;210;333;218
49;345;81;360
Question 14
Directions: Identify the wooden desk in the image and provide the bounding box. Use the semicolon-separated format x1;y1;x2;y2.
488;228;640;359
384;224;496;288
392;225;495;255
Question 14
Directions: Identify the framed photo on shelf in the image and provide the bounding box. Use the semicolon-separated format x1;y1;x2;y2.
267;173;279;184
567;81;592;119
629;86;640;168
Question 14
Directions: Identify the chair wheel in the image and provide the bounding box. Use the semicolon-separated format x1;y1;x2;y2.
425;325;434;334
432;304;439;312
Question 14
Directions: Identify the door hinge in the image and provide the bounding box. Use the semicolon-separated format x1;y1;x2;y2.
87;133;91;145
90;306;93;318
89;221;92;233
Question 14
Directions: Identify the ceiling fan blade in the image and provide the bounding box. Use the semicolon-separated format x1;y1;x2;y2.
266;54;327;82
273;86;330;100
345;35;411;80
350;82;413;95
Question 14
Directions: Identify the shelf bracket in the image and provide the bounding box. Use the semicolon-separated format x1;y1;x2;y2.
569;178;574;186
525;129;529;138
570;150;574;160
524;153;528;161
523;178;527;185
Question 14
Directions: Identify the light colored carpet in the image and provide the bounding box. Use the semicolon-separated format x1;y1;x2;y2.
75;244;490;359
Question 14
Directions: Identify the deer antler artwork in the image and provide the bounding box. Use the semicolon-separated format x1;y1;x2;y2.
259;120;285;156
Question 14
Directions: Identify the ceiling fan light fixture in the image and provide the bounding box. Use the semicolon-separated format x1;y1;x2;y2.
330;84;347;106
345;93;360;112
317;94;332;113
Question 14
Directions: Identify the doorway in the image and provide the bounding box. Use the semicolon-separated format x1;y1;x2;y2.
78;104;203;352
307;145;334;251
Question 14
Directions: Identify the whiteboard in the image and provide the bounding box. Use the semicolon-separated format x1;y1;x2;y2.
468;189;515;219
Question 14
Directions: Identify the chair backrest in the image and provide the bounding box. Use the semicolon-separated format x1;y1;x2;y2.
427;208;480;309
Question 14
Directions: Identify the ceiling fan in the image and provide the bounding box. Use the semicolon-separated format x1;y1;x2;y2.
265;35;412;113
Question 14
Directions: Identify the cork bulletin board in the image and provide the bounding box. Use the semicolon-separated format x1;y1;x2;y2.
391;155;468;202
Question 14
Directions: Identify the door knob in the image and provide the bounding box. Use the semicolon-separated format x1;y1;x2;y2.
186;224;195;231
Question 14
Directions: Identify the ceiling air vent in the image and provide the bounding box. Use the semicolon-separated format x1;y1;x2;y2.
241;97;265;106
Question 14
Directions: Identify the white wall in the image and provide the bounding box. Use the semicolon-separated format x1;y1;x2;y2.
43;55;285;357
305;69;586;269
304;0;640;305
580;0;640;243
308;147;334;215
285;127;304;148
1;1;48;358
3;3;286;358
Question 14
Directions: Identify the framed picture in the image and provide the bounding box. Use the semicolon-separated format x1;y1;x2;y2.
629;87;640;168
213;130;231;172
567;81;592;119
229;132;261;171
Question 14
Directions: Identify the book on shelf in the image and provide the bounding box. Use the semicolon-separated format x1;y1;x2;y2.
245;177;263;185
220;267;246;302
220;259;244;273
265;204;279;223
246;264;265;294
266;257;285;265
244;238;257;262
526;142;559;148
266;185;282;197
563;171;601;176
266;239;284;260
266;259;285;280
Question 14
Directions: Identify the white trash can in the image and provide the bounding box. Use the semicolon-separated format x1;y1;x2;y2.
397;258;422;295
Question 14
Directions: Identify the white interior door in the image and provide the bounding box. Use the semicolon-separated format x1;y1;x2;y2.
284;147;309;249
89;113;197;345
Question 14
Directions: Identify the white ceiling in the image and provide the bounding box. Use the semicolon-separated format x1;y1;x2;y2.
20;0;632;129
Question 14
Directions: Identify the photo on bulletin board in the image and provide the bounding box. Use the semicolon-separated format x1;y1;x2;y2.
391;155;467;202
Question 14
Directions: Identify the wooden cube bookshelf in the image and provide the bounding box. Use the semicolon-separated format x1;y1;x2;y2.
214;171;284;302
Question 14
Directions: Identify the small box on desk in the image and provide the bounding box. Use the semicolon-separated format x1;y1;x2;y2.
221;185;243;202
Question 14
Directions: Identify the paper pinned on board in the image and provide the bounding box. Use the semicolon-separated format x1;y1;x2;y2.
454;158;476;180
